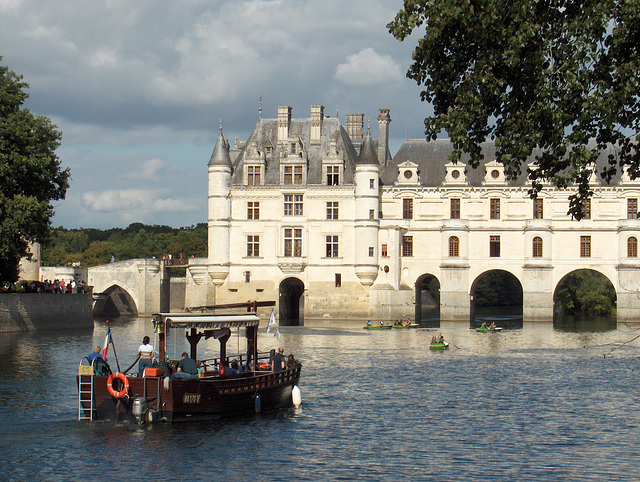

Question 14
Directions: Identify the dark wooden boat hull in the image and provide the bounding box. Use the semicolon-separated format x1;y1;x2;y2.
79;366;301;422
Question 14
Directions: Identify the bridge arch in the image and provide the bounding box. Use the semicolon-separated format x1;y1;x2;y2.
553;269;617;329
415;273;440;324
279;277;305;326
470;269;523;326
93;284;138;317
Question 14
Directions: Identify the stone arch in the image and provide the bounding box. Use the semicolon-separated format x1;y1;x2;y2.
415;274;440;325
93;284;138;317
278;277;305;326
553;269;617;329
470;269;523;327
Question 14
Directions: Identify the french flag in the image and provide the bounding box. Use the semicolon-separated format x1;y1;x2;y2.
102;323;111;361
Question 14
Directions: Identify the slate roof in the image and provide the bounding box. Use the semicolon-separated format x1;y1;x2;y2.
382;138;626;188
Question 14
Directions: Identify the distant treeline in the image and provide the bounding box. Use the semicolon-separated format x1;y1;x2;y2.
42;223;207;267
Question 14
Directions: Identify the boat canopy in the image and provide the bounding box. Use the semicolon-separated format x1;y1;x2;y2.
153;313;260;330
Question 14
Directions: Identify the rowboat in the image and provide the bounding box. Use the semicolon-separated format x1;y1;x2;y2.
476;326;503;332
429;341;450;349
77;301;301;423
363;324;393;330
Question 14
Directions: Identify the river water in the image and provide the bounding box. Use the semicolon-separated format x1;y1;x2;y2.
1;316;639;481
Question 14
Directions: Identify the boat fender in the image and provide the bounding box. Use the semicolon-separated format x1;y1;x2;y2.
254;394;261;413
106;372;129;399
219;364;225;376
292;385;302;408
163;376;170;392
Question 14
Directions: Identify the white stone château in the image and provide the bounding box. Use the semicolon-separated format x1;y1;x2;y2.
187;104;640;324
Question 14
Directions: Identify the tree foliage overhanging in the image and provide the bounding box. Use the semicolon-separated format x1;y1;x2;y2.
0;57;70;284
388;0;639;219
42;223;208;269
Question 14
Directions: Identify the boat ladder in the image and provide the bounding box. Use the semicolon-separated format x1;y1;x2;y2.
78;374;95;420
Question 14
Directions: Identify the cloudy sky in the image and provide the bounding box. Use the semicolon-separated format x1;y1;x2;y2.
0;0;430;229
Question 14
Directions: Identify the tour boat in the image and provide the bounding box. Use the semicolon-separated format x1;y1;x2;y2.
77;301;302;423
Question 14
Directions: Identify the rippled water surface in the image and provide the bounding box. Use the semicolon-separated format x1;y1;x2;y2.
1;318;640;481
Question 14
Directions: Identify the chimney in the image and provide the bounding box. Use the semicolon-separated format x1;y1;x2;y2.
277;105;292;143
346;113;364;142
377;107;391;163
310;105;324;145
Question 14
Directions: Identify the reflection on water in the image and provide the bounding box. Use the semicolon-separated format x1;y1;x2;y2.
1;316;640;481
554;314;618;332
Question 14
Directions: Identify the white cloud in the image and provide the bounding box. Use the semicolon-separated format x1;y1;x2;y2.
153;198;200;213
82;189;156;212
334;48;404;86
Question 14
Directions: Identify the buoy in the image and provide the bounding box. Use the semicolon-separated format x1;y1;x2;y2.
254;394;261;413
292;385;302;408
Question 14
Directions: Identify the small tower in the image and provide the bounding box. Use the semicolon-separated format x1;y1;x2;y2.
207;119;233;285
354;127;380;286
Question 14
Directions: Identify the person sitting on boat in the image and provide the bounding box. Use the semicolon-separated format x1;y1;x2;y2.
480;322;487;329
366;320;372;327
272;347;286;372
87;345;103;363
489;322;496;329
226;359;243;375
137;336;155;378
174;352;199;380
431;335;437;344
394;320;402;326
286;354;296;368
437;332;445;343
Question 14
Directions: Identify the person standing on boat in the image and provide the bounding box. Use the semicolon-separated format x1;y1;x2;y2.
272;347;286;372
137;336;155;377
174;352;199;380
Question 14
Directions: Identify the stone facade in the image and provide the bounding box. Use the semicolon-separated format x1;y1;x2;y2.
189;104;640;323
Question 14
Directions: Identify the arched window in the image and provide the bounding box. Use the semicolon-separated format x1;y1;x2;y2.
532;236;543;258
628;236;638;257
449;236;459;257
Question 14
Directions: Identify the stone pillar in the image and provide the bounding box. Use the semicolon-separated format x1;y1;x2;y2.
440;266;470;321
616;265;640;322
522;266;554;321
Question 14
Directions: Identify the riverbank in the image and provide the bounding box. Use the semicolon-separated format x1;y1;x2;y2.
0;293;93;332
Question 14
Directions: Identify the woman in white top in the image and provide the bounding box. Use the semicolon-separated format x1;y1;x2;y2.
137;336;154;377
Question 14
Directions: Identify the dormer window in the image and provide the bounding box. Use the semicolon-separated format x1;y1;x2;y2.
395;161;420;186
444;162;468;185
483;160;506;185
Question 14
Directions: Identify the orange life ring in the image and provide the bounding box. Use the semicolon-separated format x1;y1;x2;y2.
258;362;271;369
106;372;129;399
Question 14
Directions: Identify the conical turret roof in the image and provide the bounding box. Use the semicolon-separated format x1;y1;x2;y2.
208;121;232;167
356;132;379;165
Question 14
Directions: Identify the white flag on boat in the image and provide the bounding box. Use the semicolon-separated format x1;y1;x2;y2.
267;309;276;333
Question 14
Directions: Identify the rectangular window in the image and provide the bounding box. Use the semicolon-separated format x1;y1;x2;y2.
284;228;302;257
490;235;501;257
368;247;374;257
381;244;388;257
403;199;413;219
369;209;375;220
284;194;293;216
246;235;259;257
335;273;341;287
245;271;251;283
490;198;500;219
450;198;461;219
247;166;261;186
628;198;638;219
326;201;338;220
402;236;413;257
294;166;303;184
284;166;293;185
580;235;591;257
326;235;339;257
327;166;339;186
290;142;296;154
533;198;543;219
294;194;303;215
583;199;591;220
247;201;260;220
370;179;375;189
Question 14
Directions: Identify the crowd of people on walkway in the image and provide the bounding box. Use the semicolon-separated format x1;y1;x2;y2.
2;278;89;293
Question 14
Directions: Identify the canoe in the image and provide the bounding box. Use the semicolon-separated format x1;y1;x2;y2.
392;324;420;329
363;324;393;330
429;341;450;349
476;326;503;332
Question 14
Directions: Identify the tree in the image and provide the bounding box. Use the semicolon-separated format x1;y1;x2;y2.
388;1;639;218
0;58;70;284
